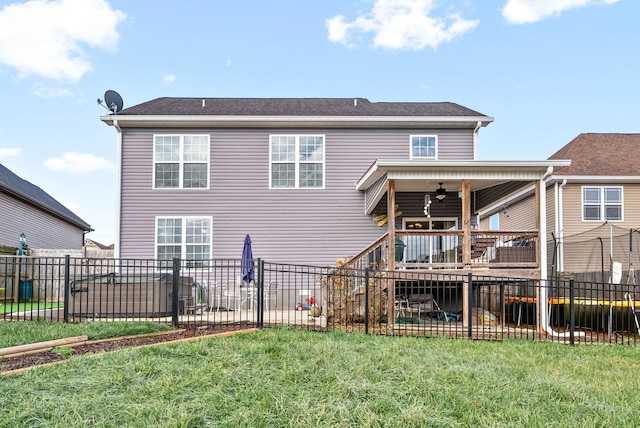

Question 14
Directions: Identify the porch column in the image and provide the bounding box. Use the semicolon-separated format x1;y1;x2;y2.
535;180;549;334
461;180;471;265
386;179;396;321
461;179;471;328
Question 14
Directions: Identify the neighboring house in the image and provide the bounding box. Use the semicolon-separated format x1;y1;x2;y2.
0;164;92;250
478;133;640;277
84;239;114;251
83;239;114;259
101;97;568;281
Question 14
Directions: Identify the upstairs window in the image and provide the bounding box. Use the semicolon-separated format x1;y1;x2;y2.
582;186;623;221
410;135;437;159
270;135;324;189
156;217;211;267
154;135;209;189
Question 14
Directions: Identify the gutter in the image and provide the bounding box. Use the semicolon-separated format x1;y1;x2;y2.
100;114;495;130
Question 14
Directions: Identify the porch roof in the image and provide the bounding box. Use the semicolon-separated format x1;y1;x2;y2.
355;159;571;214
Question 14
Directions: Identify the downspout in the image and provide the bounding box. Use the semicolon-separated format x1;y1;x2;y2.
472;121;481;160
113;119;122;260
539;166;552;283
541;171;581;337
557;179;567;273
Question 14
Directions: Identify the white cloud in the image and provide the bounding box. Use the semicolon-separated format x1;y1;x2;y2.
502;0;620;24
0;147;22;159
44;152;114;174
162;73;176;84
326;0;478;50
0;0;127;82
33;83;74;99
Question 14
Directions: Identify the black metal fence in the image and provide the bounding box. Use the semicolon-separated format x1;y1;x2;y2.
1;255;639;345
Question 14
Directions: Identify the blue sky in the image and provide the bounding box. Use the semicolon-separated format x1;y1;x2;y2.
0;0;636;245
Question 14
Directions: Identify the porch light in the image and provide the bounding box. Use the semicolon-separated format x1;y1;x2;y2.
435;183;447;202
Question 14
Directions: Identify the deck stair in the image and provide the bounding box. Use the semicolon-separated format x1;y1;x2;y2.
471;237;495;259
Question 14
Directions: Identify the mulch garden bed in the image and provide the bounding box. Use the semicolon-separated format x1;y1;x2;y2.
1;324;252;375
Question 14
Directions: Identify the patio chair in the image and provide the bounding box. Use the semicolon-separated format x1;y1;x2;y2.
394;295;410;318
405;294;432;318
265;281;278;310
203;282;221;312
406;293;449;321
224;282;242;311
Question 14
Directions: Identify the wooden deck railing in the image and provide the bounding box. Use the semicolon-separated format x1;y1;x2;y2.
343;230;539;271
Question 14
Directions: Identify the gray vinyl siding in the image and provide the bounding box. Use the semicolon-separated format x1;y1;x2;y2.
0;193;85;249
119;128;476;265
434;130;475;160
365;175;387;210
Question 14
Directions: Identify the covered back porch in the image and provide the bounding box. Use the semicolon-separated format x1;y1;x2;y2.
352;159;571;328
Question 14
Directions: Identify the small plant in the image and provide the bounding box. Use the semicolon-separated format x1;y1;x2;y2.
51;347;74;357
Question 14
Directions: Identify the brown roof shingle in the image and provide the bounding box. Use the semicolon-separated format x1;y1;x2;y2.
549;133;640;176
118;97;489;118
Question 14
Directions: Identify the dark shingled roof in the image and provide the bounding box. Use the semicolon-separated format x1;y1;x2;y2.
549;133;640;176
118;97;489;118
0;164;92;230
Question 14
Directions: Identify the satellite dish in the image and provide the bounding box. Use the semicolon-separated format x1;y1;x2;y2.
101;90;124;113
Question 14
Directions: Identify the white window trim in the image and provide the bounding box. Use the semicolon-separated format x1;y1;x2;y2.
409;134;438;160
154;215;213;263
581;186;623;222
153;134;210;190
402;217;458;230
269;134;325;189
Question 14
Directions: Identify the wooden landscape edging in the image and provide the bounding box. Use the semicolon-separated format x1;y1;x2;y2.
2;328;259;377
0;336;88;358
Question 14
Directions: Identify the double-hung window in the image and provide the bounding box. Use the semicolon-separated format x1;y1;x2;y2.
582;186;623;221
156;217;212;267
270;135;324;189
410;135;437;160
154;135;209;189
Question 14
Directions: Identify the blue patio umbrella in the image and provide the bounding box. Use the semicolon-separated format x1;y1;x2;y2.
241;234;255;285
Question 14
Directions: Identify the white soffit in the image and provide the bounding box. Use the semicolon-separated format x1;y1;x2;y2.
355;160;571;190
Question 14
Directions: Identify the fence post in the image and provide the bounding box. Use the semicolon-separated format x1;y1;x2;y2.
364;268;370;335
467;272;473;338
499;281;505;329
63;255;70;323
569;279;575;346
257;258;264;329
171;258;180;328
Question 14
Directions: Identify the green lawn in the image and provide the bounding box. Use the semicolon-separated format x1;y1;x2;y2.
2;325;640;426
0;301;62;315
